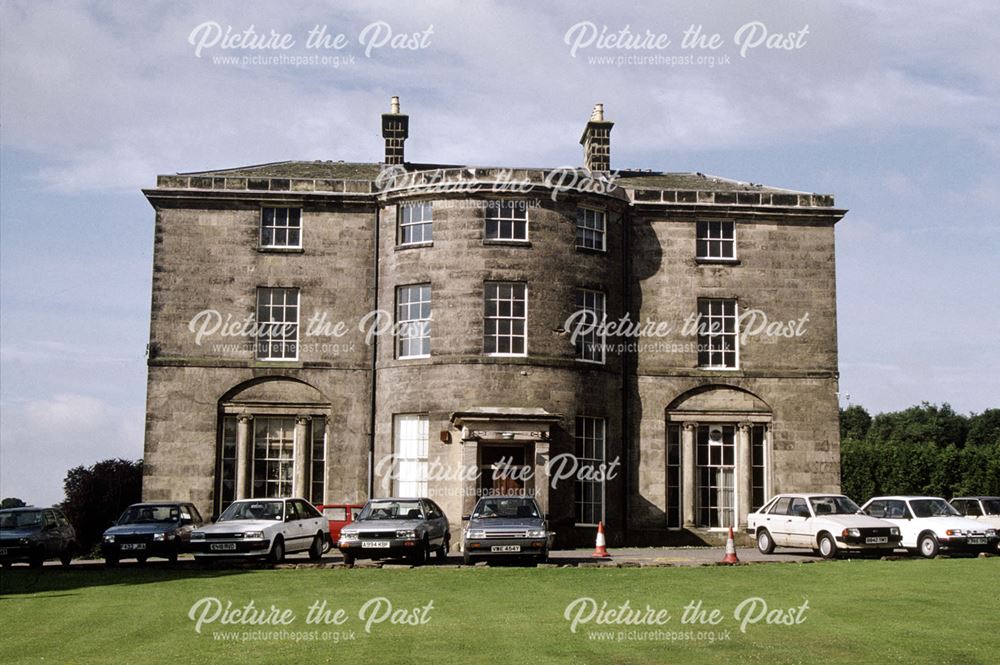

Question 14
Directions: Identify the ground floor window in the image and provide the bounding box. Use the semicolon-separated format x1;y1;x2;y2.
751;424;766;511
253;416;296;498
697;424;736;528
393;414;428;496
667;424;681;528
575;416;606;525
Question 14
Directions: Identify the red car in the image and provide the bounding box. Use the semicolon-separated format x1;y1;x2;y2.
315;503;364;550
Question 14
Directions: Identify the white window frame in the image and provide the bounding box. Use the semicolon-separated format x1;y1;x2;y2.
260;207;303;249
574;416;606;526
484;282;528;357
256;287;300;361
485;201;529;242
396;284;431;359
575;207;606;252
393;414;429;497
696;220;736;261
398;202;433;246
697;298;739;370
574;289;606;364
251;416;296;499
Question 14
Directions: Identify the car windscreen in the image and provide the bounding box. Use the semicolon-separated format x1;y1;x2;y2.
472;498;540;519
359;501;423;521
982;499;1000;515
0;511;44;529
118;505;180;524
909;499;960;518
218;501;284;521
809;496;861;516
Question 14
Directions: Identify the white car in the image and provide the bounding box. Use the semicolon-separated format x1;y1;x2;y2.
748;493;902;559
860;496;999;558
950;496;1000;553
191;497;329;563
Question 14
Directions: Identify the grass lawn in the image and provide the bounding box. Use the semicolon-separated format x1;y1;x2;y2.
1;558;997;664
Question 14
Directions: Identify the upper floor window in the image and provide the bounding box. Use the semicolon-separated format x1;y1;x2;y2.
697;298;738;369
261;208;302;249
256;287;299;361
485;201;528;242
396;284;431;359
398;202;433;245
484;282;527;356
576;208;606;251
575;289;606;364
696;221;735;261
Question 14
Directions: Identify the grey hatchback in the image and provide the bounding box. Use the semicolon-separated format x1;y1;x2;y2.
0;507;78;568
462;496;552;565
337;498;450;566
101;502;204;565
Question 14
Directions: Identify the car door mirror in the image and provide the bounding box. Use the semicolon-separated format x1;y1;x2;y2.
461;514;470;521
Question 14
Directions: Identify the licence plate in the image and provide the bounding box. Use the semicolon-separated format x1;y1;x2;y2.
210;543;237;551
362;541;390;549
121;543;146;551
969;538;986;545
491;545;521;553
865;537;888;544
0;548;7;556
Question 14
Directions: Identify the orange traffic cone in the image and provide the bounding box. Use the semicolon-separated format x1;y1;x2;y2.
592;521;611;558
720;526;740;564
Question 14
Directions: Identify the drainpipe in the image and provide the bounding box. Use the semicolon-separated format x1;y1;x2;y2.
367;202;380;498
620;206;631;542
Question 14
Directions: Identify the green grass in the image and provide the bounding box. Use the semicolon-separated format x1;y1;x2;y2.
1;559;998;664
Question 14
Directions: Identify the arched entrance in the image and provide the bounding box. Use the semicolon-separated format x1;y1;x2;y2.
216;377;331;514
665;386;772;530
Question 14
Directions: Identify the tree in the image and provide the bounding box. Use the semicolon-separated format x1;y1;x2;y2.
839;405;871;441
1;497;27;509
62;458;143;552
865;402;968;447
966;409;1000;447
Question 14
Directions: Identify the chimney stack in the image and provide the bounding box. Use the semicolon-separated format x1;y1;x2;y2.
381;95;409;165
580;103;614;172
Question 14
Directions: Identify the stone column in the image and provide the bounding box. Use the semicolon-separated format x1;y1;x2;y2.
460;436;479;516
235;414;253;500
293;416;311;498
737;422;752;529
533;440;551;518
681;423;696;528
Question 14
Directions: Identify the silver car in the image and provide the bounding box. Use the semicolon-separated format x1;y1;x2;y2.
337;498;450;566
191;498;329;563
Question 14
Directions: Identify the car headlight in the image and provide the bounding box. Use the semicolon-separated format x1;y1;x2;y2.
191;532;205;541
945;529;963;536
396;530;417;539
889;527;900;536
19;537;32;545
467;530;486;539
842;528;860;538
153;533;174;541
527;529;547;538
244;531;265;540
340;530;358;539
103;534;115;543
986;529;997;537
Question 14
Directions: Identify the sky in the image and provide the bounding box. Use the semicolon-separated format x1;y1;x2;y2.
1;1;998;506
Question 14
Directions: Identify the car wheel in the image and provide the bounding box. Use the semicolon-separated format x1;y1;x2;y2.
308;534;323;561
462;550;472;565
436;536;450;561
409;539;428;566
342;552;355;567
168;548;179;564
105;556;119;568
818;533;838;559
29;555;43;569
1;562;11;569
537;548;549;565
918;533;939;558
756;529;775;555
269;537;285;564
60;546;75;567
137;556;148;565
322;536;332;554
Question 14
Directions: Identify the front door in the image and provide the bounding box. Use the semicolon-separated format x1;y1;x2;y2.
696;425;735;528
478;443;533;496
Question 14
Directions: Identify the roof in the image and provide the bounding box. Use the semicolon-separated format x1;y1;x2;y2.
180;161;383;180
614;171;808;194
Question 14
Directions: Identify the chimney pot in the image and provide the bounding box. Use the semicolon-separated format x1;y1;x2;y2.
390;96;400;114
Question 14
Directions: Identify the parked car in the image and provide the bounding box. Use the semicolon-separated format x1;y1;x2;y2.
101;502;204;565
190;498;328;563
337;498;450;566
860;496;999;558
0;506;78;568
747;493;901;559
950;496;1000;553
462;495;552;565
316;503;364;552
